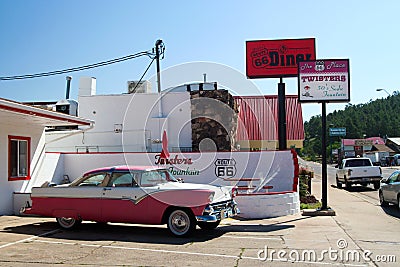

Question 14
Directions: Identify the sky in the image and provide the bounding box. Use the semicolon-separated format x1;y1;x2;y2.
0;0;399;121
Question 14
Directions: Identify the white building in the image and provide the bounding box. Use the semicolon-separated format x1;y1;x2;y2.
0;97;93;215
46;77;192;153
3;77;301;218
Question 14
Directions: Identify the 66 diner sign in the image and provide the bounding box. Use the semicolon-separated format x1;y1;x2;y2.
246;38;316;78
298;59;350;103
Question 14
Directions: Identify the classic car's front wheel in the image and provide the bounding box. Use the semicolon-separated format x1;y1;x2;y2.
167;209;195;237
197;220;220;230
56;217;82;229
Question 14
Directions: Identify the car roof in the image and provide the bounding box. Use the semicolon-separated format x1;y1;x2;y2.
83;165;165;176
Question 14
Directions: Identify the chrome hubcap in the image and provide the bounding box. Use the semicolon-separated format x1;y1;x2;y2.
59;217;75;227
170;211;189;234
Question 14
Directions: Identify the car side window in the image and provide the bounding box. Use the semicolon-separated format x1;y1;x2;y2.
78;173;108;187
388;172;399;183
140;171;164;186
109;172;138;187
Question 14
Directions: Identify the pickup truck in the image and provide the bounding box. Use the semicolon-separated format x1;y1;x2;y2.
336;158;382;189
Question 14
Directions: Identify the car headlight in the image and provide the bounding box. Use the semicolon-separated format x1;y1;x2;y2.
208;192;215;202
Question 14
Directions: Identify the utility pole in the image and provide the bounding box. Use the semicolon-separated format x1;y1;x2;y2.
155;39;163;93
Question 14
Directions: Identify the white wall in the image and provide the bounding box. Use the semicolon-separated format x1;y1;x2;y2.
0;124;45;215
46;92;192;153
51;150;297;192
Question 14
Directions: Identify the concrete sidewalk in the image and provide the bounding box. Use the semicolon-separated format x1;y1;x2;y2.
296;173;400;266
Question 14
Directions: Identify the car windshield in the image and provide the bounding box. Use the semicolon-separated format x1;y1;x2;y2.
139;169;178;186
70;172;109;187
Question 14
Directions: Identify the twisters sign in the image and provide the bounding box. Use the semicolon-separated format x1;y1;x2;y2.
298;59;350;103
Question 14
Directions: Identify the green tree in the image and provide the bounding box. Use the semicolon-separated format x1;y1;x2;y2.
302;93;400;160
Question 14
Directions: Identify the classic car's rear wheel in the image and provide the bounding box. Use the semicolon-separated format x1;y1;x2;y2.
197;220;220;230
56;217;82;229
379;191;389;207
167;209;195;237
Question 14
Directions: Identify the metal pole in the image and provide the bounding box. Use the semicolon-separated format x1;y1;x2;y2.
155;40;162;93
278;77;287;150
321;102;328;210
330;133;333;164
65;76;72;99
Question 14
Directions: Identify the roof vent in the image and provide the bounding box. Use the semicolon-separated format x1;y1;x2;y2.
55;99;78;116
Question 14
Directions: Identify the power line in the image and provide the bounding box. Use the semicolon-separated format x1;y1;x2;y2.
0;50;154;81
130;57;156;93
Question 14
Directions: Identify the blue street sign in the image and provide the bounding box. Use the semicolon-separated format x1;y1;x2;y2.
329;127;346;136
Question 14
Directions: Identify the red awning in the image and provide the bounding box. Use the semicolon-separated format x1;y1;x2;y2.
234;95;304;141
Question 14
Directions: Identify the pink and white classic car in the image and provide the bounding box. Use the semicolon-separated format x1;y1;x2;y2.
23;166;239;237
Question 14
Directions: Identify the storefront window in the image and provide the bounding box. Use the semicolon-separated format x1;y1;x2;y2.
8;136;30;181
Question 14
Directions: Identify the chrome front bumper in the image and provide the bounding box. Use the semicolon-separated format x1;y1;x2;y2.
196;200;239;222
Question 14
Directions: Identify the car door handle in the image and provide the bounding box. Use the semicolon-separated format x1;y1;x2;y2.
103;188;112;191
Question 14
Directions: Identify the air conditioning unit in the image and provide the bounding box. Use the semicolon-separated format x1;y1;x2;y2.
55;99;78;116
127;80;151;94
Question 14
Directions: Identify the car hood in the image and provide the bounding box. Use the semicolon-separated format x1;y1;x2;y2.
158;182;233;203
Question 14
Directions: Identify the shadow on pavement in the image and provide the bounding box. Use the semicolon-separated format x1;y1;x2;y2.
330;184;377;192
380;205;400;219
2;217;301;245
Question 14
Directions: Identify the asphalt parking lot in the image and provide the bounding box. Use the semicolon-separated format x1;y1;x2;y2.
2;211;396;267
0;216;294;267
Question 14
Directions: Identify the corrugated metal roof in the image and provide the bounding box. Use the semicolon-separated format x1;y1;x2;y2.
372;144;394;153
342;139;355;146
234;95;304;141
388;138;400;145
366;137;385;145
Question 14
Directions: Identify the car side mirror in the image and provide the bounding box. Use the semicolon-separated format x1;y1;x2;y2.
334;165;338;168
381;179;388;184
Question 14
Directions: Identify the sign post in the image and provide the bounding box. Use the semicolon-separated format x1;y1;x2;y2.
246;38;315;149
298;59;350;210
278;79;287;149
